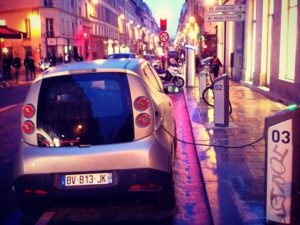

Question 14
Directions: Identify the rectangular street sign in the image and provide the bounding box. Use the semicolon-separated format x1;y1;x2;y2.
207;4;245;13
206;13;245;22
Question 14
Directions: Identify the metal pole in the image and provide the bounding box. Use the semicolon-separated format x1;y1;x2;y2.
223;22;226;74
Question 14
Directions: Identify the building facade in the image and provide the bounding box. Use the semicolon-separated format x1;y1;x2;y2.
177;0;300;104
0;0;159;67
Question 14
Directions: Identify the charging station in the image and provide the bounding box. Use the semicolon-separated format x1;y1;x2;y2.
185;45;196;87
199;67;209;99
265;106;300;225
214;74;230;127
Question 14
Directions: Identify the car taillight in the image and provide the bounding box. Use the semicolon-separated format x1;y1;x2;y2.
24;189;48;196
134;96;150;111
128;183;161;191
136;113;151;128
22;120;35;134
22;104;35;118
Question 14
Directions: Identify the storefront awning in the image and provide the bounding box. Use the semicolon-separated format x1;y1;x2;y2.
0;25;23;39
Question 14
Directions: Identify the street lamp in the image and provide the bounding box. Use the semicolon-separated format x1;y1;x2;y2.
205;0;217;5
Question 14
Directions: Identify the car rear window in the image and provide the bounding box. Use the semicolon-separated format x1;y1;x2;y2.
36;72;134;147
108;54;135;59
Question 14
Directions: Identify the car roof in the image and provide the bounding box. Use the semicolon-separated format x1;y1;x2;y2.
108;53;135;58
38;58;146;80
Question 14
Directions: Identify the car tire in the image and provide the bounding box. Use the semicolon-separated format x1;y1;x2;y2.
155;183;176;209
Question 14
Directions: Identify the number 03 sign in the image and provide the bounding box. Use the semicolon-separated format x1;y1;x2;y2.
266;119;293;224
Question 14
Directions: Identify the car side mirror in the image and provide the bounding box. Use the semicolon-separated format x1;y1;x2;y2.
164;85;181;94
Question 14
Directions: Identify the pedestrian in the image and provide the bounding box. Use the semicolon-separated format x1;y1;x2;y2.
28;56;36;80
13;55;21;84
7;54;13;80
210;55;222;78
58;54;63;65
24;55;30;82
49;54;57;67
2;55;11;81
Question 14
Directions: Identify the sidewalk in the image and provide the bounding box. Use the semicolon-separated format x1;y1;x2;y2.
1;70;35;88
184;77;286;225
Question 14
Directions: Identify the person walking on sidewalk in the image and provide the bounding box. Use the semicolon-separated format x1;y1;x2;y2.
210;55;222;79
28;56;36;80
13;55;21;84
24;55;30;82
2;54;12;81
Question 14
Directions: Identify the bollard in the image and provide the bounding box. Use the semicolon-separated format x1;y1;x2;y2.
213;74;229;127
199;66;209;99
265;106;300;225
185;45;196;87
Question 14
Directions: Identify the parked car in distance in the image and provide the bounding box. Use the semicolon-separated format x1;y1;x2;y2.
143;54;161;68
107;53;136;59
13;58;177;214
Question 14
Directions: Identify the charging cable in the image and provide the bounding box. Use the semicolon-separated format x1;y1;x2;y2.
162;125;265;149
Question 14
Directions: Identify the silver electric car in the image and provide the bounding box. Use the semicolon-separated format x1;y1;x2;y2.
13;58;177;213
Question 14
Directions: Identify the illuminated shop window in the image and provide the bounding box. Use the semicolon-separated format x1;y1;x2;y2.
279;0;298;81
25;19;31;39
44;0;53;7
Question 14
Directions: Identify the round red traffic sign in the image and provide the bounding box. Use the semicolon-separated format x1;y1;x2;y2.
159;31;169;43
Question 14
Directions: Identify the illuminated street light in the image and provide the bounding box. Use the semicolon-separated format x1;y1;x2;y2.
120;14;125;20
188;30;196;40
2;47;8;54
205;0;217;5
189;16;196;23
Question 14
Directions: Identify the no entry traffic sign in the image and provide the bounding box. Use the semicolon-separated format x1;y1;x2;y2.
159;31;169;43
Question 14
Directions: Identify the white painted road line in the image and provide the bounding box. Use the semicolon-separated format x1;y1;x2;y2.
0;103;22;113
35;211;56;225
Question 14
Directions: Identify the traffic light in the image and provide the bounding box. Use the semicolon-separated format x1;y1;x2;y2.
160;18;167;31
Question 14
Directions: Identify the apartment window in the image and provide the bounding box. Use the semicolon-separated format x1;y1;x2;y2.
24;19;31;39
61;19;65;35
46;18;54;37
72;22;75;36
85;3;88;18
66;21;70;35
71;0;74;8
44;0;53;7
279;0;298;81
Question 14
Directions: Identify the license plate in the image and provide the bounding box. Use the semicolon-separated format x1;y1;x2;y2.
62;172;113;187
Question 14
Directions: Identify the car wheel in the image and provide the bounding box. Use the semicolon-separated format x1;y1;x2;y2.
155;183;176;209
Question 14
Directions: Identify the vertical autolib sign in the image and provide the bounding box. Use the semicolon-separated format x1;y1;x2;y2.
266;119;293;224
265;107;300;224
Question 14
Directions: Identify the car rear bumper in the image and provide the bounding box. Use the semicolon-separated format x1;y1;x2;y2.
14;135;172;179
13;168;172;199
